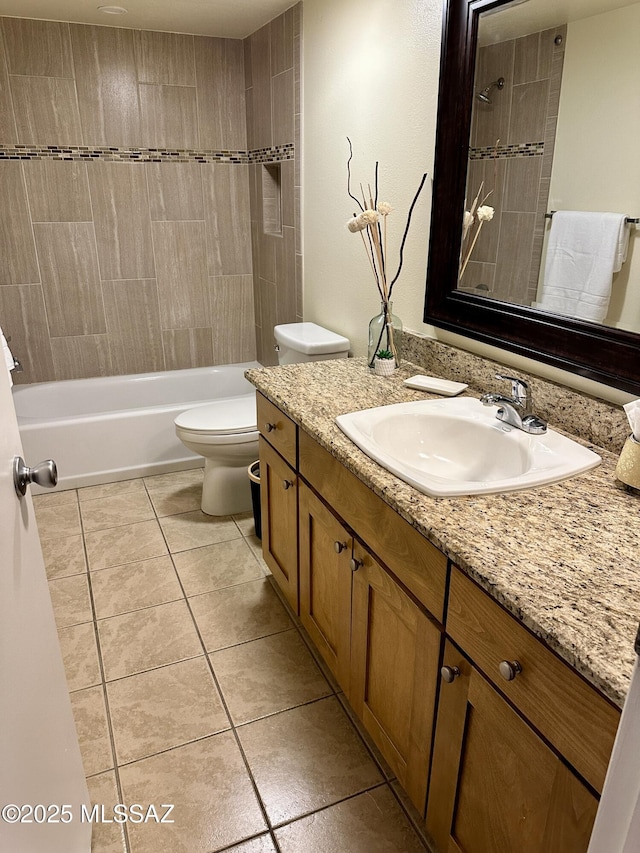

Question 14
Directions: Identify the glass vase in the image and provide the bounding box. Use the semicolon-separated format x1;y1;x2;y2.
367;301;403;368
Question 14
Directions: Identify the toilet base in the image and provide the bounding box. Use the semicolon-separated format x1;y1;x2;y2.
201;456;254;516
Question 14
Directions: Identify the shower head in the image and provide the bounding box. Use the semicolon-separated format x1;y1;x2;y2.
477;77;505;104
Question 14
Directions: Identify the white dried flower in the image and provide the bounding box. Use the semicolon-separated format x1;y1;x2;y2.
477;205;494;222
356;209;379;227
346;216;367;233
463;210;474;229
377;201;393;215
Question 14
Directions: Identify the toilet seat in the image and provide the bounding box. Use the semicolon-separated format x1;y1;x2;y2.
175;396;257;442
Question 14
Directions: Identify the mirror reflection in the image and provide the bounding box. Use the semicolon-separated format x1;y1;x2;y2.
457;0;640;333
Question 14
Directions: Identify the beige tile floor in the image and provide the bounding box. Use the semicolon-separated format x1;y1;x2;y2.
34;468;432;853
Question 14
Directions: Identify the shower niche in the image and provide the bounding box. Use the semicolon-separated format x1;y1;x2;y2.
458;24;566;306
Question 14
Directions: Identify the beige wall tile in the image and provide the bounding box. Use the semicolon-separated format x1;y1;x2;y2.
0;162;39;284
209;275;256;364
34;222;106;336
503;156;543;212
102;279;165;374
162;327;213;370
0;284;55;383
255;278;278;366
24;160;91;222
88;162;155;281
243;36;252;90
203;163;252;276
275;226;296;323
70;24;140;147
51;334;112;380
0;31;17;143
248;27;271;149
494;211;536;303
508;80;550;145
272;70;294;147
195;36;246;150
2;18;73;77
281;160;294;227
270;8;294;77
10;76;83;145
472;41;514;149
135;30;195;86
152;220;210;329
147;163;204;221
139;83;199;149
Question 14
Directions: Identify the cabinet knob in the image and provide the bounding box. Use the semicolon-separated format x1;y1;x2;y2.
498;660;522;681
350;557;363;572
441;665;461;683
282;479;294;490
265;422;276;432
334;541;347;554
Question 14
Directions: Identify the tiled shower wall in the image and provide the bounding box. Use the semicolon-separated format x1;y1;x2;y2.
244;5;301;366
460;26;566;305
0;8;301;384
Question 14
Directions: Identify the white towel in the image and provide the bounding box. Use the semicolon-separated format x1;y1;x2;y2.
1;326;15;387
538;211;630;323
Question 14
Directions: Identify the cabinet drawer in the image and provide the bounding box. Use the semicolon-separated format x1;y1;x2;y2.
447;567;620;793
299;429;447;622
257;393;297;467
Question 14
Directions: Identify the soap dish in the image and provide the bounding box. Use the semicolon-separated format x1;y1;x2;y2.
403;375;468;396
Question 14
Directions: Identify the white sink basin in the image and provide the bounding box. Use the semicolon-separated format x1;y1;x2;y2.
335;396;601;497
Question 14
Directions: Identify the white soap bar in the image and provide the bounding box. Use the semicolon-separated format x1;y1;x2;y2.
403;375;468;396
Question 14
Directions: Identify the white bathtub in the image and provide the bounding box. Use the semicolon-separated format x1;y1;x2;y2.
13;362;261;492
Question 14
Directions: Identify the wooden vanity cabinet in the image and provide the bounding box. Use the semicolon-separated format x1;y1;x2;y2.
426;567;621;853
350;540;441;811
257;393;299;613
427;640;598;853
298;482;353;692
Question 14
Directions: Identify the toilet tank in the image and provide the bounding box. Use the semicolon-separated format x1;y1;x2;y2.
274;323;350;364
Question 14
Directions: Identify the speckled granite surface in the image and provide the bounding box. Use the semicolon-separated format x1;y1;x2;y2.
247;355;640;709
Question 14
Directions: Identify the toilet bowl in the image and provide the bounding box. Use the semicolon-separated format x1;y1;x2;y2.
175;396;259;516
175;323;351;516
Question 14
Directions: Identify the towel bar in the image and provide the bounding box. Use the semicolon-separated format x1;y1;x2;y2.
544;211;638;224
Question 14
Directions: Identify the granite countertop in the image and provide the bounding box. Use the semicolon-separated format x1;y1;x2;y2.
247;356;640;709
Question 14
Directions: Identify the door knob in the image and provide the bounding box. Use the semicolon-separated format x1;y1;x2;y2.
13;456;58;497
334;541;347;553
282;479;294;490
350;557;363;572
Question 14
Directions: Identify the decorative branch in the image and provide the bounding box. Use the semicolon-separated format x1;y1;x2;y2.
388;171;428;296
346;137;364;213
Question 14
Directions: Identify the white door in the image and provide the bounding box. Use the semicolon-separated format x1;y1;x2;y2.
0;363;91;852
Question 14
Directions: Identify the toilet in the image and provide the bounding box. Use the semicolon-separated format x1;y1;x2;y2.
175;323;350;516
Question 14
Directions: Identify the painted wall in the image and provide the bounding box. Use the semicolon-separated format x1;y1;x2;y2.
545;3;640;332
302;0;634;405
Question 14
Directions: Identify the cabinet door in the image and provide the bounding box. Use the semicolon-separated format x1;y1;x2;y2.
259;436;298;613
299;482;353;693
350;544;441;813
427;641;598;853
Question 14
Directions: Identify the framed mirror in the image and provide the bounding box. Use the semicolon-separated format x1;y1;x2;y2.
424;0;640;395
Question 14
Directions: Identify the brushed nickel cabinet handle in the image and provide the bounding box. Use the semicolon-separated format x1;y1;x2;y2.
499;660;522;681
334;541;347;554
350;557;363;572
265;422;276;432
441;665;461;683
282;479;294;490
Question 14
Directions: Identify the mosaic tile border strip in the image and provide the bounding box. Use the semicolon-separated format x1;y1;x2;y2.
0;143;295;164
469;142;544;160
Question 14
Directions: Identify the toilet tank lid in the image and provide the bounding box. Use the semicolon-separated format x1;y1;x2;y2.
274;322;350;354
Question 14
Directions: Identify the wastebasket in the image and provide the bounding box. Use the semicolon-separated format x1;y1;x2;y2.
248;461;261;540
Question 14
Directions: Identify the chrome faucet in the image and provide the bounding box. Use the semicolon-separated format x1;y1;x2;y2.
480;374;547;434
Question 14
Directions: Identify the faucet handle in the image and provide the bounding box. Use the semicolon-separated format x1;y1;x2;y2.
494;374;528;407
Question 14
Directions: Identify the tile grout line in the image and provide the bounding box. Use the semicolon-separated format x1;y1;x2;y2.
144;482;282;852
74;486;133;853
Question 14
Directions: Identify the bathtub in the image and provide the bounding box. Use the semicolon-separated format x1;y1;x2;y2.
13;362;261;492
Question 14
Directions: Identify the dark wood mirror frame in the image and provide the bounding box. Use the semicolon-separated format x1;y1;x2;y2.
424;0;640;395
